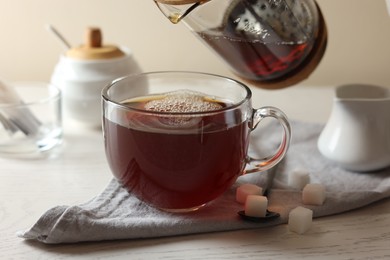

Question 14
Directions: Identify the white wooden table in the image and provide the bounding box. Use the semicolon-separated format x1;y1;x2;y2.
1;85;389;259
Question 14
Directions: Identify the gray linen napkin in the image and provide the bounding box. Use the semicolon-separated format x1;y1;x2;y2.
18;121;390;244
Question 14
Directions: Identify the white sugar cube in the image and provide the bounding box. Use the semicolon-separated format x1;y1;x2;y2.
288;169;310;190
236;184;262;204
244;195;268;217
302;183;326;205
288;206;313;234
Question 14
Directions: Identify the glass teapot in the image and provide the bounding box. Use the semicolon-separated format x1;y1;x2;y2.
154;0;327;89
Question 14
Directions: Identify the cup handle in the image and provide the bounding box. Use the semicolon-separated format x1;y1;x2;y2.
245;106;291;174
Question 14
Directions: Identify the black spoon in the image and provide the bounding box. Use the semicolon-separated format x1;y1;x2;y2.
238;163;281;222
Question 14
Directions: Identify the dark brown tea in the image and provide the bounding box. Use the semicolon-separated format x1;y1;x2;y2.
197;31;310;82
104;91;250;210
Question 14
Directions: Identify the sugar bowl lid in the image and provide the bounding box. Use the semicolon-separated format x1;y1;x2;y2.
66;27;125;60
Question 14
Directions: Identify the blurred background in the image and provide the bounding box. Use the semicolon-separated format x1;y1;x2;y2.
0;0;389;87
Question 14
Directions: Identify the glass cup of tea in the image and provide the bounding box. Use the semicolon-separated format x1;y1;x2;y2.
102;71;291;212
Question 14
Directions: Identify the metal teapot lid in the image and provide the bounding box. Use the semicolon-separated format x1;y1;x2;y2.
66;27;125;60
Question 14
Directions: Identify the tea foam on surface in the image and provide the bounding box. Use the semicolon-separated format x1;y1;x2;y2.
143;90;224;128
144;90;223;113
115;90;235;132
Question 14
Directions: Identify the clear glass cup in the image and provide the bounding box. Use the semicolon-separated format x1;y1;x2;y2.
102;71;291;212
0;82;62;159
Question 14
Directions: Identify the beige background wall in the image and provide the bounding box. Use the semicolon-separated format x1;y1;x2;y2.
0;0;389;87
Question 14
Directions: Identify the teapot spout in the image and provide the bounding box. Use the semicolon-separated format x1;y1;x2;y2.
154;0;207;24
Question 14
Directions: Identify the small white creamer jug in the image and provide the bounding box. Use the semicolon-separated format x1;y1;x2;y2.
318;84;390;172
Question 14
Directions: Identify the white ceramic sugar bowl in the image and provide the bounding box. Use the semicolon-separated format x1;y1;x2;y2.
51;28;142;128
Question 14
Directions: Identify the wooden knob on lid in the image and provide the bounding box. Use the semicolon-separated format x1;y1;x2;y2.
66;27;125;60
85;27;102;48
